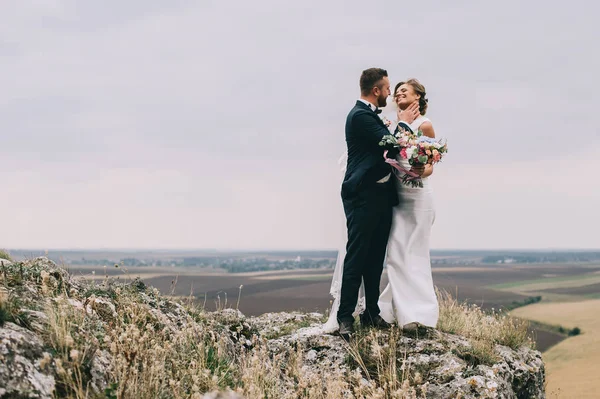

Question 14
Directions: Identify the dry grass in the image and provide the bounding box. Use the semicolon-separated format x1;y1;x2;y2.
44;289;237;398
22;269;366;398
0;288;30;328
0;249;11;261
346;327;429;398
45;300;91;399
436;290;534;364
511;300;600;398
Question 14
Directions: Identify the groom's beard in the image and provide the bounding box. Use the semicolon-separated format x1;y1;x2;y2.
377;95;388;108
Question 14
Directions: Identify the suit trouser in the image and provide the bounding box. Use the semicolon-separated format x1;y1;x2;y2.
337;184;393;324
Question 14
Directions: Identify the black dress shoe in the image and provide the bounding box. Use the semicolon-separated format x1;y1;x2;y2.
337;320;355;341
361;314;391;330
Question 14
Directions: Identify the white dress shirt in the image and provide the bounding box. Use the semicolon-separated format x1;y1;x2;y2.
358;98;378;112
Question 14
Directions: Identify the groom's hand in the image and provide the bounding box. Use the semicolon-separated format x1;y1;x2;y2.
386;148;400;159
398;102;420;124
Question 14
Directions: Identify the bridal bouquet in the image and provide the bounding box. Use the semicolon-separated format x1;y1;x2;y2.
379;127;448;188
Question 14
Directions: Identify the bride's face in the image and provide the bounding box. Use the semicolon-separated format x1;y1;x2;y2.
395;84;420;109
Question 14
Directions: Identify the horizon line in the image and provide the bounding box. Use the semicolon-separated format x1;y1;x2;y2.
5;247;600;253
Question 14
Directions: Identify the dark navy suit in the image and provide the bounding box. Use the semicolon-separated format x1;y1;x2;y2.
337;100;412;323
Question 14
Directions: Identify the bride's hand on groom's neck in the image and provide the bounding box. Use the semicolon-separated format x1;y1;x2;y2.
398;101;420;124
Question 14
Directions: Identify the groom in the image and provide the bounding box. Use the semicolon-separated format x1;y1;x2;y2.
337;68;420;339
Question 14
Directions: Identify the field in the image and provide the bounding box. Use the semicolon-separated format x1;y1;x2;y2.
512;300;600;398
493;266;600;398
541;282;600;297
67;261;600;354
23;251;599;396
7;249;599;396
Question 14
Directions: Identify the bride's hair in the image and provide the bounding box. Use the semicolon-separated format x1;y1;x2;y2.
394;78;429;115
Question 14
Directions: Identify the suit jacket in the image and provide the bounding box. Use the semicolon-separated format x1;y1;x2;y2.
341;101;412;206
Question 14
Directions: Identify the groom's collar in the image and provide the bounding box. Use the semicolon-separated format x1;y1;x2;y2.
358;98;378;112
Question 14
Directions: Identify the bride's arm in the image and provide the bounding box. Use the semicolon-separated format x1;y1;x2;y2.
420;122;436;178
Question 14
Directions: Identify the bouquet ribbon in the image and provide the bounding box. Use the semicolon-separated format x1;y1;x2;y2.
383;150;420;180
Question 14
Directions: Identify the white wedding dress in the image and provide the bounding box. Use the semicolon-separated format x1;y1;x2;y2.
322;114;439;333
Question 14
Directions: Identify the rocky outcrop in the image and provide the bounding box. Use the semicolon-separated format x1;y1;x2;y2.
246;313;545;398
0;258;545;398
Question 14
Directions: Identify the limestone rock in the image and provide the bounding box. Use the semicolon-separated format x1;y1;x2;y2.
0;323;55;398
89;349;112;393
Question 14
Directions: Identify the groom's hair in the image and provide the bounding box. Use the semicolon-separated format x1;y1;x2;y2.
360;68;388;96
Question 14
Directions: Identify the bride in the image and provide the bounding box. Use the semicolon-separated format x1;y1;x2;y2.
324;78;439;333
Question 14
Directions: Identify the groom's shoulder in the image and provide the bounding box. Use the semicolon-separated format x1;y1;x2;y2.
346;105;360;126
347;104;373;124
347;102;369;118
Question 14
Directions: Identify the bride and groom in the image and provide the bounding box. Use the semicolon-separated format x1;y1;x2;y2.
323;68;439;340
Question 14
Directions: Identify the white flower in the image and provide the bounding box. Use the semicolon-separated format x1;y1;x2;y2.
406;146;418;159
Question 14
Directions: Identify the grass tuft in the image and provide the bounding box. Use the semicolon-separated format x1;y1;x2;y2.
437;290;534;349
0;249;10;261
436;289;534;366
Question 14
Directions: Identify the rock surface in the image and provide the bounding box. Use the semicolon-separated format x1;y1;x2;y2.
0;323;55;398
0;257;546;398
258;317;545;399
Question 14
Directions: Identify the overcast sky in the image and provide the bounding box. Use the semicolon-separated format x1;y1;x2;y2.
1;1;599;250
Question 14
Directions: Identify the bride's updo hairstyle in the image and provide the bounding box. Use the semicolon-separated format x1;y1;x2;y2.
395;78;429;115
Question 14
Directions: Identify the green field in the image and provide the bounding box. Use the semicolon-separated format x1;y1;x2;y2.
490;273;600;292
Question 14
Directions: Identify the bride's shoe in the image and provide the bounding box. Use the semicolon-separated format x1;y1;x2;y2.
402;322;436;337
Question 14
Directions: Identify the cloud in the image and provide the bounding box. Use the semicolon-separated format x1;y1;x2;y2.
1;0;599;249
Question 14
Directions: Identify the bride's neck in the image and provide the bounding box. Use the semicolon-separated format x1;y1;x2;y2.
397;104;422;118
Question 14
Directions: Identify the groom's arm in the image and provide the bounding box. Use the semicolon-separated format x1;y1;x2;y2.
352;112;401;158
396;121;413;134
352;111;390;149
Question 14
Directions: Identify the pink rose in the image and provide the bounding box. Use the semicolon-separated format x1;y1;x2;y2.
400;148;407;159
